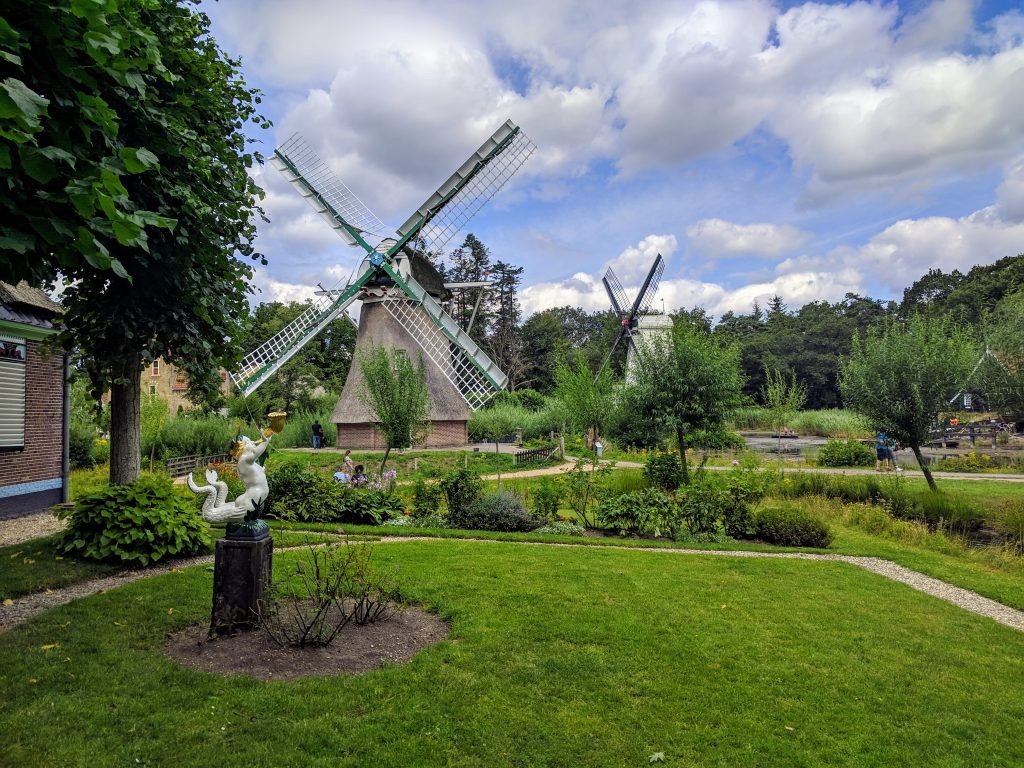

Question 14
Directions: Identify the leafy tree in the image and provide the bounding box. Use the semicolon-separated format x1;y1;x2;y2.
761;366;807;455
979;288;1024;422
2;1;268;484
356;345;431;472
839;315;977;491
635;320;745;484
553;355;616;446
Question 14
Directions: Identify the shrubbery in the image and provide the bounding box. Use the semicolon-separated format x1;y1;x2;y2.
753;504;833;547
597;488;677;537
816;438;874;467
451;490;544;532
530;478;562;519
267;463;403;524
438;468;483;520
57;475;209;565
644;452;683;491
411;478;443;517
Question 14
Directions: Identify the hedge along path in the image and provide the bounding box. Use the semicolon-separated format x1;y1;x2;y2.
4;536;1024;635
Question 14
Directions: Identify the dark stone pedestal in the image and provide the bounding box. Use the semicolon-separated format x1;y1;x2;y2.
210;524;272;637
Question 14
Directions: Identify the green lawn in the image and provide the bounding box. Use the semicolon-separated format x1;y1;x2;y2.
2;539;1022;767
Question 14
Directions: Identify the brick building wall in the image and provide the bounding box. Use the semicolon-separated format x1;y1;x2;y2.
143;359;231;415
336;420;467;450
0;341;65;517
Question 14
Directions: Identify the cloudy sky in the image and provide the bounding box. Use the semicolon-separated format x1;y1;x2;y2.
205;0;1024;319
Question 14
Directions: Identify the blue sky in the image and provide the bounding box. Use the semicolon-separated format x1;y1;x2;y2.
205;0;1024;318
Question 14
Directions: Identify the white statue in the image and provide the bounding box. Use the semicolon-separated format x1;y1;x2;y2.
188;433;272;524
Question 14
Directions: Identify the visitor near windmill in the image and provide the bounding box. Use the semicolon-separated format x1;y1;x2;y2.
311;419;324;451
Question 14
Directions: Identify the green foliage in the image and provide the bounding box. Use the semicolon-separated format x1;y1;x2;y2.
157;414;236;459
729;407;873;437
840;314;978;490
530;478;562;520
267;464;401;525
993;499;1024;550
439;468;483;521
916;493;984;534
676;483;725;537
69;421;98;469
452;490;543;532
686;428;746;451
533;520;586;536
411;479;444;518
139;393;168;460
561;458;613;528
357;344;431;468
596;488;677;538
817;438;875;467
260;406;335;449
57;475;209;565
980;287;1024;421
929;451;1024;474
606;382;670;450
754;504;833;547
491;388;546;411
4;1;271;483
554;354;616;439
644;452;683;491
633;320;745;483
761;366;808;451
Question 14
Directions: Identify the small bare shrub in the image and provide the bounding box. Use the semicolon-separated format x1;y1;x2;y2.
258;540;402;647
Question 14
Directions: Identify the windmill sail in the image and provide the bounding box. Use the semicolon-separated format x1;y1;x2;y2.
272;134;385;248
231;270;374;398
396;120;536;256
378;263;506;407
602;267;630;316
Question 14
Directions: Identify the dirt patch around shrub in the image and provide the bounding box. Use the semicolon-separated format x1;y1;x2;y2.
165;606;449;681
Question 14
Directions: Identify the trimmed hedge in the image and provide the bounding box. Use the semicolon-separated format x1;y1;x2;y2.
753;504;833;547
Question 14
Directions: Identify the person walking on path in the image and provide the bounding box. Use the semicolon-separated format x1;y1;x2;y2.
875;430;893;472
311;420;324;451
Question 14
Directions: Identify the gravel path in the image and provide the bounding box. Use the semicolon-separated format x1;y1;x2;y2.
0;511;66;547
5;536;1023;635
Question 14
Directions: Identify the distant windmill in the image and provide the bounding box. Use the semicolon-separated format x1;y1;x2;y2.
597;253;670;380
232;120;535;447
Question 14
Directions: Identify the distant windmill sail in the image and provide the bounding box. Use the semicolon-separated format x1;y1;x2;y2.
596;253;666;380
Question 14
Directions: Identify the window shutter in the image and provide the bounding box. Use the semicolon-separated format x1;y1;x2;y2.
0;337;27;448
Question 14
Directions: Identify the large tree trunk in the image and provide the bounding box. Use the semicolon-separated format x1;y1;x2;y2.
676;426;690;486
910;443;938;493
109;360;142;485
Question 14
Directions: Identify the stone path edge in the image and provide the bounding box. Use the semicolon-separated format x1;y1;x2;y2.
3;536;1023;635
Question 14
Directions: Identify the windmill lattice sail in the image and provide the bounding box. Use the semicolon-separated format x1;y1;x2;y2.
397;121;536;256
271;134;385;247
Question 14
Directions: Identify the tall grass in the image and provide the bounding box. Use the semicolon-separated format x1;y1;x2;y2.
730;407;873;437
273;407;337;449
469;401;564;443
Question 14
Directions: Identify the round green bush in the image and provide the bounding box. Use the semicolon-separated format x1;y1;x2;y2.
644;452;683;491
438;468;483;520
816;438;874;468
753;504;833;548
451;490;543;532
57;475;209;565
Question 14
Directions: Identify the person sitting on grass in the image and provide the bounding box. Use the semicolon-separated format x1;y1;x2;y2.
351;464;368;486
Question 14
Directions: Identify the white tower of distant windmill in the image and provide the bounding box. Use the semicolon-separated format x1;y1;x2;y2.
232;120;536;447
597;254;669;382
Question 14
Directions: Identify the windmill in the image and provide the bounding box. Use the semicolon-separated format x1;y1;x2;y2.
231;120;536;448
597;253;669;381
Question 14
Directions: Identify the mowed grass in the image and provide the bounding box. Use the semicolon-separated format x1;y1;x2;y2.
2;540;1024;767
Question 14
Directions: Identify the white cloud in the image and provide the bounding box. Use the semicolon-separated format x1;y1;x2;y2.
686;219;811;258
995;154;1024;223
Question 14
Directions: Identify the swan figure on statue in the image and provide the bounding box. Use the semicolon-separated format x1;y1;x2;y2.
188;433;271;524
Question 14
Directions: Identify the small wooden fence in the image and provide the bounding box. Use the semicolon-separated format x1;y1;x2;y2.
512;444;559;467
925;422;1015;449
165;453;232;478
